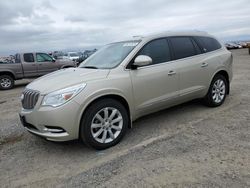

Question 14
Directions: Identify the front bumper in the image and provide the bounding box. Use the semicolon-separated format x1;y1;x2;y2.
20;98;81;142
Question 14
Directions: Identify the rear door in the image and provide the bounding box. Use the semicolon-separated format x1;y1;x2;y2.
168;36;209;99
22;53;37;77
36;53;60;76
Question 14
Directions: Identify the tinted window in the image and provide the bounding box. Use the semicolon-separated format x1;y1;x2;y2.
138;38;171;65
192;38;202;54
23;53;34;63
169;37;197;60
36;53;53;62
194;36;221;53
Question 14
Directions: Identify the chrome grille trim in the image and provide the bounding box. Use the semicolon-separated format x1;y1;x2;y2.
22;89;40;109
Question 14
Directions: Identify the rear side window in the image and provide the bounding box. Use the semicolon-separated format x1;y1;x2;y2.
194;36;221;53
169;37;197;60
23;53;34;63
36;53;53;62
138;38;171;65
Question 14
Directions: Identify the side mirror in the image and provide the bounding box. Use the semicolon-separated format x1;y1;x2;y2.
52;58;56;62
132;55;152;69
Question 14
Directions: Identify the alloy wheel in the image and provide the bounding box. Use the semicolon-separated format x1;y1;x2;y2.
91;107;123;144
0;78;11;88
212;79;226;103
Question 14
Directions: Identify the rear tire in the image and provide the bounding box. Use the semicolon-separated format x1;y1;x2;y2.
0;75;14;90
203;74;228;107
80;98;128;150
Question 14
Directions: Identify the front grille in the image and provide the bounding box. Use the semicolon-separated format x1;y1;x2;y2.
22;89;40;109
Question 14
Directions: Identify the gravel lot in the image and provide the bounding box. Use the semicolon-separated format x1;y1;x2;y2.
1;49;250;187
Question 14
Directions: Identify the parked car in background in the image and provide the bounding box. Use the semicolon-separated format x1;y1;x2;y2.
49;51;67;59
0;52;77;90
20;31;232;149
78;49;98;64
232;42;242;49
225;42;243;50
66;52;80;61
77;55;87;64
225;43;237;50
236;42;247;48
226;43;237;49
84;49;97;57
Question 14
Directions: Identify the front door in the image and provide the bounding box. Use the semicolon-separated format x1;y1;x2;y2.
129;38;179;116
36;53;59;76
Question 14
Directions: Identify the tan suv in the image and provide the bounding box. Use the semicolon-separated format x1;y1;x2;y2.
20;31;233;149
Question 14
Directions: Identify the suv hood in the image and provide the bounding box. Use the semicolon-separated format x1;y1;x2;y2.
26;68;110;95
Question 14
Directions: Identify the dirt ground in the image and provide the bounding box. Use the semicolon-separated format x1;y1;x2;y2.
0;49;250;188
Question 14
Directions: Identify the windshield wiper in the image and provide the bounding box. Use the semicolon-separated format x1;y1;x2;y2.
81;66;98;69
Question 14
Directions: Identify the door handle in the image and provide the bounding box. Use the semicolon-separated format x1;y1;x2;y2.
168;70;176;76
201;62;208;67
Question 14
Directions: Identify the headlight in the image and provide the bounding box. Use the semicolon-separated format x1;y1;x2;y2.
42;83;86;107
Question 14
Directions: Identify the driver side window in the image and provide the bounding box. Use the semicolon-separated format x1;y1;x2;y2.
138;38;171;65
36;53;53;62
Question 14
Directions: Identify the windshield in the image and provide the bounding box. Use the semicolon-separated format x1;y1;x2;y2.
79;40;140;69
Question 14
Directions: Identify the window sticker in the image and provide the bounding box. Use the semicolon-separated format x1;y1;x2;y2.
123;42;139;47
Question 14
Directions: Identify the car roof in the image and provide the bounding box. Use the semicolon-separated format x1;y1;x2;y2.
111;31;214;45
138;30;213;41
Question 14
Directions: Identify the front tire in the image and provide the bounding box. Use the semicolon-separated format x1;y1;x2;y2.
203;74;228;107
0;75;14;90
80;98;128;150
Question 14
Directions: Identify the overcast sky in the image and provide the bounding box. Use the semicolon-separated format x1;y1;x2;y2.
0;0;250;55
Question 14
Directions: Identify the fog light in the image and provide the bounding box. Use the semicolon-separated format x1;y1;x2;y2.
43;126;65;133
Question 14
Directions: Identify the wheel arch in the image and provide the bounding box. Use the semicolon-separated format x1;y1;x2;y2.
212;69;230;94
0;71;16;79
78;94;132;138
